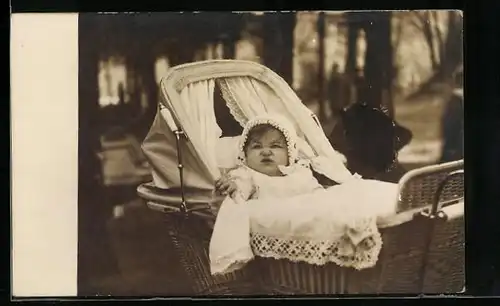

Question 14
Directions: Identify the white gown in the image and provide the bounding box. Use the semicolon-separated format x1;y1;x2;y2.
209;163;399;275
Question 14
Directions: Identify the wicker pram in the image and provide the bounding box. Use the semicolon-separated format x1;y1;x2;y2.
137;60;465;295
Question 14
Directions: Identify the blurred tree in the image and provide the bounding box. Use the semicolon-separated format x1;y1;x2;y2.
344;12;394;117
363;11;394;117
391;13;405;88
343;12;362;107
407;10;463;94
220;13;244;59
262;12;295;86
439;87;464;163
345;12;361;80
328;63;349;115
120;14;161;140
78;13;119;295
392;13;405;54
410;11;441;71
118;82;125;106
431;11;446;68
168;37;197;66
92;12;247;140
222;35;236;59
441;11;463;78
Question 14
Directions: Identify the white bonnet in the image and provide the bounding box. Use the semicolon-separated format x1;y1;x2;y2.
237;113;299;166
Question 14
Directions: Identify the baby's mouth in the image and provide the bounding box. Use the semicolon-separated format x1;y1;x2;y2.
261;157;274;164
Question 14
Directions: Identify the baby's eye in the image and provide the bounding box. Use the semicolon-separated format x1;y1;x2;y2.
271;144;284;148
251;143;262;149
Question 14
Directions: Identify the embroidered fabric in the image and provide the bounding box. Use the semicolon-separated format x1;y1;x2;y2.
250;217;382;270
217;78;250;127
244;178;398;270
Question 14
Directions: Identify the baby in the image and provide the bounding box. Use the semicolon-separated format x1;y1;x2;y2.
209;114;398;275
214;114;326;203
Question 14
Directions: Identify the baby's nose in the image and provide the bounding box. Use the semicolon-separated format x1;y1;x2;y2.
261;149;272;156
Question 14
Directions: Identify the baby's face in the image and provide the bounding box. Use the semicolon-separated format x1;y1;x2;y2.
245;127;289;176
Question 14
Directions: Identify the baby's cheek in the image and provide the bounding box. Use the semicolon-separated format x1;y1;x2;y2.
276;150;289;164
246;152;261;164
244;149;255;159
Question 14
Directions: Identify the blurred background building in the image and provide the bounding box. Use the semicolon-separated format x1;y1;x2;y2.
78;11;463;295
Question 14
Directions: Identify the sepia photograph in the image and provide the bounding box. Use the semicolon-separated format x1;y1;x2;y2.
77;11;464;296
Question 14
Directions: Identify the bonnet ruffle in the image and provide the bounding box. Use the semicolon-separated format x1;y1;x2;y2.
237;113;300;167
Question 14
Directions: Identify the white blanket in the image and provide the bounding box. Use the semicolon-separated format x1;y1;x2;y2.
209;179;399;275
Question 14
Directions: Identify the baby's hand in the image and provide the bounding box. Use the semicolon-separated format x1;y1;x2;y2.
215;175;237;197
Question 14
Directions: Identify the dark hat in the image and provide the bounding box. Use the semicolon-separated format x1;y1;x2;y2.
340;103;412;153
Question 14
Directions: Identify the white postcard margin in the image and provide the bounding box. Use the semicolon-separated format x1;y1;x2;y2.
11;13;79;297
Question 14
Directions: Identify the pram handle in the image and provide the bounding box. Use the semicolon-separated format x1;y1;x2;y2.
158;105;190;214
423;169;465;218
415;169;464;290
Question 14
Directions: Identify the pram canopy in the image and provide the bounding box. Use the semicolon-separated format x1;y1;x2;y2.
141;60;353;192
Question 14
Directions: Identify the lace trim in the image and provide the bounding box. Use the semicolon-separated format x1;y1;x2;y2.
217;79;248;127
249;223;382;271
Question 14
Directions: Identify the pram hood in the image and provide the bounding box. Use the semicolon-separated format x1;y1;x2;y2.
141;60;354;192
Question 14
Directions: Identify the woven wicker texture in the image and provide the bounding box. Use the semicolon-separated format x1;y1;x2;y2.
254;258;347;295
164;214;262;295
346;213;433;294
422;203;465;294
138;180;465;294
253;211;432;294
397;160;464;212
